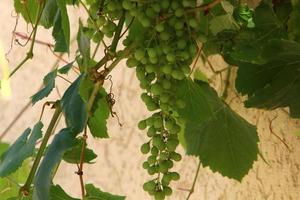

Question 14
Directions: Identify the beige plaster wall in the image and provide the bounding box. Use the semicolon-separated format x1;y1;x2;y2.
1;1;300;200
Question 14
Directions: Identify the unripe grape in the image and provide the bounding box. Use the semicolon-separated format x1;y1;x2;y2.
160;0;169;9
160;93;170;103
96;16;106;27
147;155;157;165
146;7;156;18
165;160;173;168
141;143;151;154
143;180;156;191
145;64;155;73
177;39;187;49
170;152;182;161
92;31;104;43
154;118;163;129
165;120;174;130
160;31;170;41
147;101;159;111
162;174;171;185
161;64;172;75
170;124;181;134
134;49;145;61
160;103;169;112
175;8;184;17
181;65;191;74
161;79;171;89
155;23;165;32
176;99;186;109
126;57;139;68
143;161;150;169
152;136;165;150
171;70;185;80
149;56;158;64
170;172;180;181
166;139;179;151
166;53;176;63
154;190;165;200
159;161;169;173
147;48;157;58
107;1;117;11
151;147;159;156
159;152;169;160
147;126;156;137
138;120;147;130
122;0;133;10
146;117;155;126
163;186;173;196
148;166;157;175
171;1;180;10
150;83;163;95
151;3;161;13
189;18;198;28
174;20;184;30
140;17;151;27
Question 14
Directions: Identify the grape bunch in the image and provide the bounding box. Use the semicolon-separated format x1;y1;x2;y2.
122;0;201;199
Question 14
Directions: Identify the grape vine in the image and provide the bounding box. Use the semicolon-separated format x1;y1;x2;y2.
1;0;300;199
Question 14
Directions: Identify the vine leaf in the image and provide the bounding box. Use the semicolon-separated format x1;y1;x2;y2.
177;80;259;181
77;20;91;67
31;70;57;105
61;75;87;136
236;39;300;118
14;0;38;24
85;184;126;200
0;122;43;177
209;14;237;35
40;0;58;28
33;128;77;200
50;185;80;200
79;75;110;138
63;138;97;164
58;62;74;74
288;0;300;42
0;142;31;199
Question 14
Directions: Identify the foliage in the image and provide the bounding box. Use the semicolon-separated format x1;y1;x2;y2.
1;0;299;199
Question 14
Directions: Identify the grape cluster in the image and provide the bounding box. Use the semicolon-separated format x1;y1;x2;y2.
122;0;201;199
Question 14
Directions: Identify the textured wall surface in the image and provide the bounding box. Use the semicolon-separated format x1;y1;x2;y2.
1;1;300;200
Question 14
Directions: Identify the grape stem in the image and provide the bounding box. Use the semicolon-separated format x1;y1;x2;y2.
186;160;201;200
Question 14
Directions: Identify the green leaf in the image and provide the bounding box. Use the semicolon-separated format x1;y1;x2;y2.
183;81;259;181
40;0;58;28
209;14;237;35
79;75;110;138
14;0;38;24
61;75;87;136
63;139;97;164
288;0;300;42
58;62;74;74
31;70;57;105
34;128;77;200
174;78;214;124
236;39;300;118
0;122;43;177
50;185;80;200
85;184;125;200
77;20;90;65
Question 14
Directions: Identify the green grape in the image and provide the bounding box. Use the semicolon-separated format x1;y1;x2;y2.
166;53;176;63
147;101;159;111
149;56;158;64
146;7;156;18
171;70;185;80
177;39;187;49
171;1;180;10
140;17;151;27
162;173;172;184
92;31;104;43
165;119;174;130
143;180;156;191
175;8;184;17
154;120;163;129
166;138;179;151
148;166;157;175
160;31;170;41
141;143;151;154
159;151;169;160
134;49;145;61
146;73;156;82
155;23;165;32
141;93;150;102
147;126;156;137
147;48;157;58
160;103;169;112
150;83;164;95
170;152;182;161
174;21;184;30
143;161;150;169
159;161;169;173
170;123;181;134
188;18;198;28
170;172;180;181
138;120;147;130
122;0;133;10
161;64;172;75
160;0;170;9
107;1;117;11
161;79;171;89
145;64;155;73
148;189;156;196
154;190;165;200
151;147;159;156
160;93;170;103
163;186;173;196
96;16;106;27
181;65;191;74
146;117;155;126
140;81;150;90
152;136;165;150
176;29;184;37
147;155;157;165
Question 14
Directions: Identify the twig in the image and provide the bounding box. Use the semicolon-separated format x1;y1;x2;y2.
189;44;203;77
187;0;223;13
186;160;201;200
